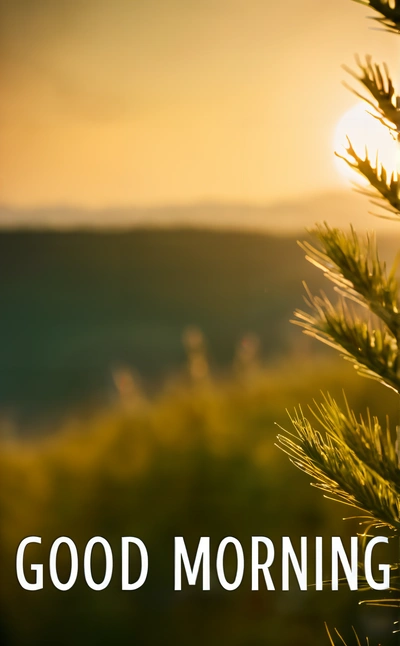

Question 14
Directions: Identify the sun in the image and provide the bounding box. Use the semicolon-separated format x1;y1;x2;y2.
333;101;399;184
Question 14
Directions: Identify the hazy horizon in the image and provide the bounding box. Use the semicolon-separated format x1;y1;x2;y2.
1;188;399;234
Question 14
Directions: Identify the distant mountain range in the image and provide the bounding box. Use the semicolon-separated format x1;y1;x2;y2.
0;190;398;233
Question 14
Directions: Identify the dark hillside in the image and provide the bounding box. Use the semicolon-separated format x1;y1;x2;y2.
0;227;390;423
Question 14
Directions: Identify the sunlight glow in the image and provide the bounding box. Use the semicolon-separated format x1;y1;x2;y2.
333;102;399;185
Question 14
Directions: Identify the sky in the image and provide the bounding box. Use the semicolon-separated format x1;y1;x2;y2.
1;0;400;210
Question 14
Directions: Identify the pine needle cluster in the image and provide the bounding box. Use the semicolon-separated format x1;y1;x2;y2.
354;0;400;33
294;225;400;391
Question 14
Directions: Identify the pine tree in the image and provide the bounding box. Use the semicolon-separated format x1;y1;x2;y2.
277;1;400;643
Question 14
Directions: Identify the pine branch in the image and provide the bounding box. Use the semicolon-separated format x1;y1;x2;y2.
301;225;400;337
353;0;400;33
277;404;400;531
310;393;400;494
280;0;400;641
335;139;400;215
343;55;400;133
294;290;400;392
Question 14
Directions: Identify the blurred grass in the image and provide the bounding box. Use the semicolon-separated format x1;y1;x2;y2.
0;356;398;646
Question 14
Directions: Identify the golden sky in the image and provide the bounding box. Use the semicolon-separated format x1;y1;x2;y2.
1;0;399;208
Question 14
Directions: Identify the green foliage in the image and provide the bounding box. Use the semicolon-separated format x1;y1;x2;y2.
278;395;400;530
295;287;399;392
300;225;399;334
293;225;400;391
311;395;400;493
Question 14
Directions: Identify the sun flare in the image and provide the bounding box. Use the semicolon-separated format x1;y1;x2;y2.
334;102;399;184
